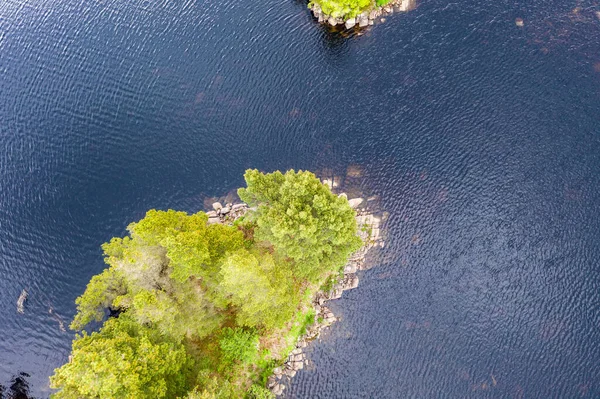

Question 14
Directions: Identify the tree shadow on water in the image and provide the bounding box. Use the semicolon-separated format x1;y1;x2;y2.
0;373;35;399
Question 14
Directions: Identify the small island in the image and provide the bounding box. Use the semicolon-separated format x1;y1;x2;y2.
308;0;416;29
50;169;382;399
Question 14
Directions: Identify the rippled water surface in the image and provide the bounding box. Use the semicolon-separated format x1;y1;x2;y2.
1;0;600;397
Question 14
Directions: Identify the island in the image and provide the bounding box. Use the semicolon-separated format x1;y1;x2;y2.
308;0;416;29
50;169;382;399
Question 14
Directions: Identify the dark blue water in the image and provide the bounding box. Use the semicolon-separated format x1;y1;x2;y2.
1;0;600;397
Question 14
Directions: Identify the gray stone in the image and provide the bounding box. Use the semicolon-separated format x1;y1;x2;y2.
207;217;220;224
328;17;337;26
292;361;304;370
359;16;369;27
338;192;348;199
16;289;27;314
344;262;358;274
212;202;223;211
329;288;343;300
344;274;359;290
206;210;217;217
344;18;356;29
286;369;297;378
231;203;247;211
273;384;285;396
220;206;231;214
267;376;277;388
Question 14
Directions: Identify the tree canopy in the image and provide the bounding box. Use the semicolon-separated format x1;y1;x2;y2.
238;169;362;282
51;169;362;399
50;316;191;399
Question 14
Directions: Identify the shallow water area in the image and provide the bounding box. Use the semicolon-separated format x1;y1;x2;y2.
1;0;600;397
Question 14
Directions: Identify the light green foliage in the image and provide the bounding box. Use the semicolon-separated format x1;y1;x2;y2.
71;209;243;338
220;249;299;329
50;316;191;399
58;169;364;399
70;267;127;330
219;327;259;365
309;0;371;19
238;169;362;283
247;385;275;399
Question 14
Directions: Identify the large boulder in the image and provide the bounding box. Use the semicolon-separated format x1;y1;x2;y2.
344;18;356;29
212;202;223;211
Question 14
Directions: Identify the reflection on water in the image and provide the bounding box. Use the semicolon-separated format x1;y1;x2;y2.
0;373;34;399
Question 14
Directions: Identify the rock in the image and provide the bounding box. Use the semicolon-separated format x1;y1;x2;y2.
267;376;278;388
16;289;27;314
273;367;283;376
348;198;364;208
338;193;348;199
328;17;338;26
369;19;374;25
329;288;343;300
384;5;393;13
292;361;304;370
207;217;220;224
369;10;378;19
206;210;217;218
220;206;231;215
231;203;246;211
381;17;386;22
318;14;325;23
286;369;297;378
359;16;369;27
344;262;357;274
212;202;223;211
292;348;302;355
294;354;303;362
344;18;356;29
515;17;524;27
272;384;285;396
344;274;359;290
596;11;600;20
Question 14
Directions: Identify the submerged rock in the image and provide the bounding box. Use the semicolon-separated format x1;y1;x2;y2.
348;198;364;208
17;289;28;314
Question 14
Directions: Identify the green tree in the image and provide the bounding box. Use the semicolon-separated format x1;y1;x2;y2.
220;249;299;330
238;169;362;283
219;327;259;365
50;316;192;399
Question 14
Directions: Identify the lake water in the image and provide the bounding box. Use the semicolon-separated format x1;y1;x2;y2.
1;0;600;397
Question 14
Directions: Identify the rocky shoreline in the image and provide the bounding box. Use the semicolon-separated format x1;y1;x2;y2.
309;0;416;29
208;190;384;397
